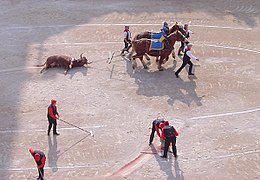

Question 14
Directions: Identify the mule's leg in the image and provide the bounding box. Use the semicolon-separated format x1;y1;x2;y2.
162;56;169;64
129;49;134;60
158;55;166;71
131;54;138;69
132;54;145;69
140;56;148;69
172;50;176;59
144;54;150;61
178;42;184;56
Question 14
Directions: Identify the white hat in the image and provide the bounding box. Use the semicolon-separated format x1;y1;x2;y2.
187;43;193;46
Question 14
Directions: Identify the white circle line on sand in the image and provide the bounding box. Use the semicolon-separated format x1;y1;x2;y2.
33;41;120;46
0;23;253;31
201;44;260;54
0;164;109;171
190;107;260;120
4;41;259;55
4;41;260;56
190;24;252;30
0;125;106;134
1;149;259;172
187;149;260;161
32;41;260;54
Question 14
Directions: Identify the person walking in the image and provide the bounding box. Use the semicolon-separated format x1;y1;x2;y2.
149;118;165;145
178;23;193;55
175;43;199;78
120;25;132;55
160;121;179;158
29;147;46;180
47;99;60;136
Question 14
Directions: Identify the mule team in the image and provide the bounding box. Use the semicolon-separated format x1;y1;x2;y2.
123;22;199;76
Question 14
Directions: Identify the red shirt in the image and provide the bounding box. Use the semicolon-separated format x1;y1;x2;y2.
48;105;59;119
29;150;46;168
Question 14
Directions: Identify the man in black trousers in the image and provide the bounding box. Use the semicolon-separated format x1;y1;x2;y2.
149;118;165;145
121;25;132;55
47;99;60;136
175;43;199;78
160;121;179;158
29;147;46;180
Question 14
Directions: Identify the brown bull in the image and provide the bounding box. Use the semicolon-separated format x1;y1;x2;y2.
131;30;186;71
37;53;90;75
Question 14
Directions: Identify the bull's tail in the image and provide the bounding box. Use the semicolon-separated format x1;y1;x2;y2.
35;61;46;67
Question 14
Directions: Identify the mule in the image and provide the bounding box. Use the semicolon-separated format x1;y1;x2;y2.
131;30;186;71
133;22;185;60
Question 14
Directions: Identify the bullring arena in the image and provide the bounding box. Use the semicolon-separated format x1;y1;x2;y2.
0;0;260;179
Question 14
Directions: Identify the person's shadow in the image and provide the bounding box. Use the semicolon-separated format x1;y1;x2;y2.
167;77;204;107
48;135;60;172
150;144;185;180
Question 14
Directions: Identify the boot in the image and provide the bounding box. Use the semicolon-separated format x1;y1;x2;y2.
178;48;183;56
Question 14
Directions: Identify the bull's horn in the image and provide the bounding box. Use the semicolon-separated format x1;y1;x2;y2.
80;53;83;59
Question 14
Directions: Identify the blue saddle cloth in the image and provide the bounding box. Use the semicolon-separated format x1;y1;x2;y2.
150;39;164;50
151;31;164;39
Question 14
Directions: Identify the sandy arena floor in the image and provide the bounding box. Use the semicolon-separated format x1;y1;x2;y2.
0;0;259;179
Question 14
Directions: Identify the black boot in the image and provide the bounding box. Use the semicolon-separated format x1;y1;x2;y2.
120;50;125;55
47;129;50;136
178;48;183;56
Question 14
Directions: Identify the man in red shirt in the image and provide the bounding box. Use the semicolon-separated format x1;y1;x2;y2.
47;99;60;136
29;147;46;180
160;121;179;158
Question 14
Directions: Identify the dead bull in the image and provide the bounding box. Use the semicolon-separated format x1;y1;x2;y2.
37;53;91;75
